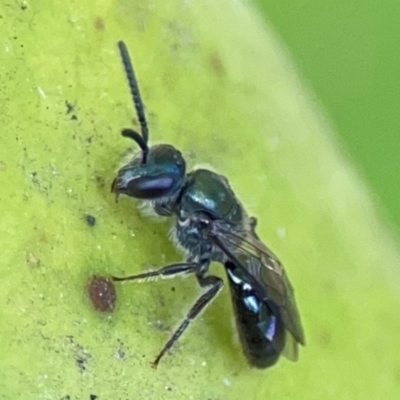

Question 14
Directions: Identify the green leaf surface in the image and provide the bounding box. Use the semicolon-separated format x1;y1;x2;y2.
1;1;399;399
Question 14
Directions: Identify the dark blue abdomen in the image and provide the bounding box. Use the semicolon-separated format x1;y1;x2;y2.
225;261;286;368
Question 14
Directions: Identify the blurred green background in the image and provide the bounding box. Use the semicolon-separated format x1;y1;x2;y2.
1;1;400;398
255;0;400;234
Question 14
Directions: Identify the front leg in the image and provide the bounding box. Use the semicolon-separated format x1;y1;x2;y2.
112;261;199;282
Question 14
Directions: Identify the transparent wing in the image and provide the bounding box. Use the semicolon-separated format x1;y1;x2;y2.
210;220;305;348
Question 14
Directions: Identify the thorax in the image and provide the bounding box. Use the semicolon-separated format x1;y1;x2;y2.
171;169;245;260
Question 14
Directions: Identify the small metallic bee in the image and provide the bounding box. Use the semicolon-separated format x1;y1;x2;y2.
111;40;305;368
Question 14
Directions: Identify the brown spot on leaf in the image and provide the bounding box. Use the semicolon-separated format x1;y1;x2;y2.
209;51;225;77
94;17;105;31
316;330;332;347
87;275;116;312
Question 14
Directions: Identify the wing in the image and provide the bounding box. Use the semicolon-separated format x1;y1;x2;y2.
209;220;306;348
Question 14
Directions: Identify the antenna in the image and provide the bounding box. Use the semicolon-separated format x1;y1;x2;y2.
118;40;149;163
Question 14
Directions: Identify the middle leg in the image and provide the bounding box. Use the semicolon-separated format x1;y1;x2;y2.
152;274;224;368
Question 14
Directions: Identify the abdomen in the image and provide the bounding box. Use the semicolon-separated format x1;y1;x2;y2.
226;262;286;368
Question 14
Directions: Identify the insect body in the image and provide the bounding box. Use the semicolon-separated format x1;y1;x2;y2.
111;41;305;368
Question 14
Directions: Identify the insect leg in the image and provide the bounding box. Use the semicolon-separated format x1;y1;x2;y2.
112;262;198;282
152;275;223;368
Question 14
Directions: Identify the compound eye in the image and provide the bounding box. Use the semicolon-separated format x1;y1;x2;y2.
126;174;176;199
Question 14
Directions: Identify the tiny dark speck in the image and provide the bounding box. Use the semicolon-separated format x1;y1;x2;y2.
90;395;98;400
85;214;96;227
65;100;74;114
87;275;116;312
